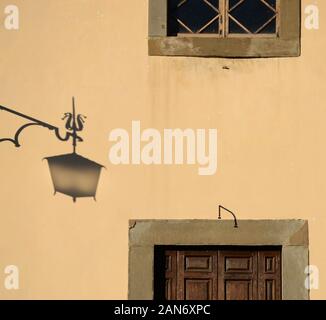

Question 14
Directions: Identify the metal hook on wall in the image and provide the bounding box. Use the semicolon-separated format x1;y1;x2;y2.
218;205;238;228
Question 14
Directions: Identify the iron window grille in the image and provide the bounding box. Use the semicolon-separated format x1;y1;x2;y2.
168;0;279;37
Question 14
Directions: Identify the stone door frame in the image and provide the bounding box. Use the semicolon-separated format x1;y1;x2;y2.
128;219;309;300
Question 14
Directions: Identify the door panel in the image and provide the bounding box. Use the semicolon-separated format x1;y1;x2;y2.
258;250;282;300
218;250;258;300
155;247;282;300
225;280;253;300
164;251;177;300
177;251;218;300
184;279;213;300
224;256;253;273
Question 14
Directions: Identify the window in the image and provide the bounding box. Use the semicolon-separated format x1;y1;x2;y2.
168;0;278;36
148;0;301;57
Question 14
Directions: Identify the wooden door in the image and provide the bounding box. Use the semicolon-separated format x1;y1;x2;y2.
154;247;281;300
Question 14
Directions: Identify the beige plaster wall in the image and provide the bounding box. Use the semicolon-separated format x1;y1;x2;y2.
0;0;324;299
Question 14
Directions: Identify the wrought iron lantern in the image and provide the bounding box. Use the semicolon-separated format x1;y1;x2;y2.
46;153;103;202
0;98;103;202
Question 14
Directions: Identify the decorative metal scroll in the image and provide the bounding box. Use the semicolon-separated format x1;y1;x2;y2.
0;98;83;149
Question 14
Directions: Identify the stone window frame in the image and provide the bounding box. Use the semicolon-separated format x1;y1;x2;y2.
148;0;301;57
128;219;309;300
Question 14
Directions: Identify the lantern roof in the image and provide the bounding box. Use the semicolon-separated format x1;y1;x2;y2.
45;152;104;168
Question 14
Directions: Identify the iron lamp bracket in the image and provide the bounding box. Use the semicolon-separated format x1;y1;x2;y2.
0;97;83;150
